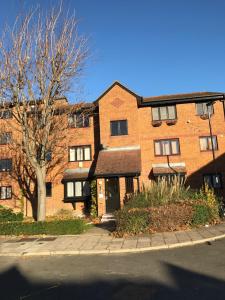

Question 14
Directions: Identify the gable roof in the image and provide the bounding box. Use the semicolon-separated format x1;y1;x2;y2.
94;81;141;104
94;81;225;107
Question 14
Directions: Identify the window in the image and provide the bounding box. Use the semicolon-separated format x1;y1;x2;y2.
0;159;12;171
110;120;128;136
69;146;91;162
65;181;90;198
154;139;180;156
203;174;222;189
46;182;52;197
125;177;134;193
0;186;12;199
68;113;89;128
199;136;218;151
196;102;213;116
152;106;176;121
0;110;12;119
0;132;11;145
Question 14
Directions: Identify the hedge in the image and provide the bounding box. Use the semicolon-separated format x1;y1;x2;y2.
0;219;89;235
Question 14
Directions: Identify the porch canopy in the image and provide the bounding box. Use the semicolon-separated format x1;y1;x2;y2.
152;163;186;175
95;148;141;177
62;168;91;181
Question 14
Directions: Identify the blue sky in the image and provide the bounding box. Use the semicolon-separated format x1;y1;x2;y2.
1;0;225;102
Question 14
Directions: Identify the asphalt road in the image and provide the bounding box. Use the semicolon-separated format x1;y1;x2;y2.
0;238;225;300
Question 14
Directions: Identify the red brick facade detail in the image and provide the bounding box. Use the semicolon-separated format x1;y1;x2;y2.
1;82;225;217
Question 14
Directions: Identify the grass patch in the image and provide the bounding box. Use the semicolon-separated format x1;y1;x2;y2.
0;219;90;236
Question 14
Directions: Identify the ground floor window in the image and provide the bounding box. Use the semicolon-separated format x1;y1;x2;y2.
125;177;134;193
155;174;185;185
65;181;90;199
46;182;52;197
203;174;222;189
0;186;12;199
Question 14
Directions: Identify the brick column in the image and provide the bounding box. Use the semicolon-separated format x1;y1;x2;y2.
119;177;126;208
97;178;105;216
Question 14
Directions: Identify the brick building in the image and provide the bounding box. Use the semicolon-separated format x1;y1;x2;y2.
0;81;225;217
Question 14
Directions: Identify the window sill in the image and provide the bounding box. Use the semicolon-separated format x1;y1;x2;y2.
110;134;129;137
68;126;90;129
200;150;218;152
154;154;181;157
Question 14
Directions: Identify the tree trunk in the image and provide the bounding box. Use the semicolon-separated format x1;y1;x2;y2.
36;167;46;221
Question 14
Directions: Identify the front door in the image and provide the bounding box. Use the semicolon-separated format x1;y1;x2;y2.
105;178;120;213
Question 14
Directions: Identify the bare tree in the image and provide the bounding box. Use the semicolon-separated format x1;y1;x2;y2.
0;4;88;221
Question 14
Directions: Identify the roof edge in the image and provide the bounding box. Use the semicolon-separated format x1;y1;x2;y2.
94;81;141;104
139;94;225;107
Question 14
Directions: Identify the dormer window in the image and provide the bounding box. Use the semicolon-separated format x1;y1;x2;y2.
196;102;213;116
68;113;89;128
152;105;176;121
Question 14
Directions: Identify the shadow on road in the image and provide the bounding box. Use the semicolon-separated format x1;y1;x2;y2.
1;262;225;300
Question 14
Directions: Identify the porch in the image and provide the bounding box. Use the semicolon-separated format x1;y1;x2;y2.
94;147;141;216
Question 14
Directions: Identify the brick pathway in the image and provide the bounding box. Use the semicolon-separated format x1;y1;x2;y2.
0;223;225;256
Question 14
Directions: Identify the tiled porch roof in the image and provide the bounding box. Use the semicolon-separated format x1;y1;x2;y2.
62;168;91;181
152;166;186;175
95;149;141;177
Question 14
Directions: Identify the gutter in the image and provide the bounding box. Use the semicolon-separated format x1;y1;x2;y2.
138;95;225;107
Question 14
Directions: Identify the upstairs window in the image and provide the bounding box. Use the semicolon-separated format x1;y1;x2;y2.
154;139;180;156
0;159;12;172
110;120;128;136
0;186;12;199
68;113;89;128
199;136;218;151
196;102;213;116
203;174;222;189
66;181;90;198
69;145;91;162
0;110;12;119
152;106;176;121
0;132;11;145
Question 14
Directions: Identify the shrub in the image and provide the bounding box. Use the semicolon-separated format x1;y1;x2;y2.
90;180;98;218
149;202;193;232
191;186;220;225
126;178;193;209
0;219;89;235
192;204;211;225
115;209;150;236
0;207;23;222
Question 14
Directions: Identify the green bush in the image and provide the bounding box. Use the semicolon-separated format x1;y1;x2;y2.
115;209;150;236
126;178;193;209
0;207;23;222
90;180;98;218
0;219;89;235
192;204;211;225
192;186;220;224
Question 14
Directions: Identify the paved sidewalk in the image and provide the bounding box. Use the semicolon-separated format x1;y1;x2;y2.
0;223;225;256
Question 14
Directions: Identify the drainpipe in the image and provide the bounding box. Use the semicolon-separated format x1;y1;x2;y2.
206;102;216;162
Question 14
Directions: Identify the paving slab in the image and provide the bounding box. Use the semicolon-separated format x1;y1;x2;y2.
0;222;224;256
175;231;191;243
